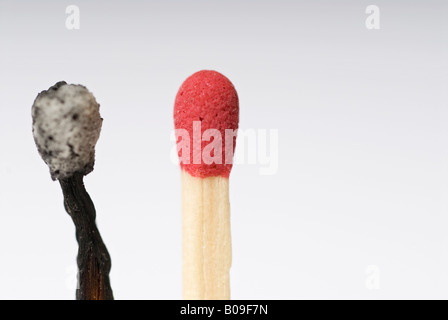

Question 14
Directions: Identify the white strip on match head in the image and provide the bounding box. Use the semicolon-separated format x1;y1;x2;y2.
32;82;103;181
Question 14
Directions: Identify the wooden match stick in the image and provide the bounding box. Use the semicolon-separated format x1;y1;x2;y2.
174;71;239;300
32;81;113;300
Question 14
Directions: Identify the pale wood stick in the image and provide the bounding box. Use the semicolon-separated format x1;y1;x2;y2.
182;170;232;300
182;170;205;299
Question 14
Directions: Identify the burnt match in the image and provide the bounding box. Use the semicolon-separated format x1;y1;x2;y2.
32;81;113;300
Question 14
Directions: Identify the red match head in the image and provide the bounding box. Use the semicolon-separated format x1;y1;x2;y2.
174;70;239;178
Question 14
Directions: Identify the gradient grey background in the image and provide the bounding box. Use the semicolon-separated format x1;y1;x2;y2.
0;0;447;299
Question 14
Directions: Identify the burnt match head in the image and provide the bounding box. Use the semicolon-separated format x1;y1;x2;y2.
32;82;103;181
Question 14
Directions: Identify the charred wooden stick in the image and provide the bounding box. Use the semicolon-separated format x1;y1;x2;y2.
60;173;113;300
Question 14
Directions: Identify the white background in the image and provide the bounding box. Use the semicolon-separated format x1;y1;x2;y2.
0;0;447;299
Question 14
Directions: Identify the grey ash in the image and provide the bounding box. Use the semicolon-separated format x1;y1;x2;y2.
32;82;103;180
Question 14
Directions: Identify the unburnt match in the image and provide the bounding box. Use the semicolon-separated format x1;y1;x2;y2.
174;70;239;300
32;81;113;300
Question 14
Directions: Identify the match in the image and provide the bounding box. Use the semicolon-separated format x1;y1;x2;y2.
174;70;239;300
32;81;113;300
